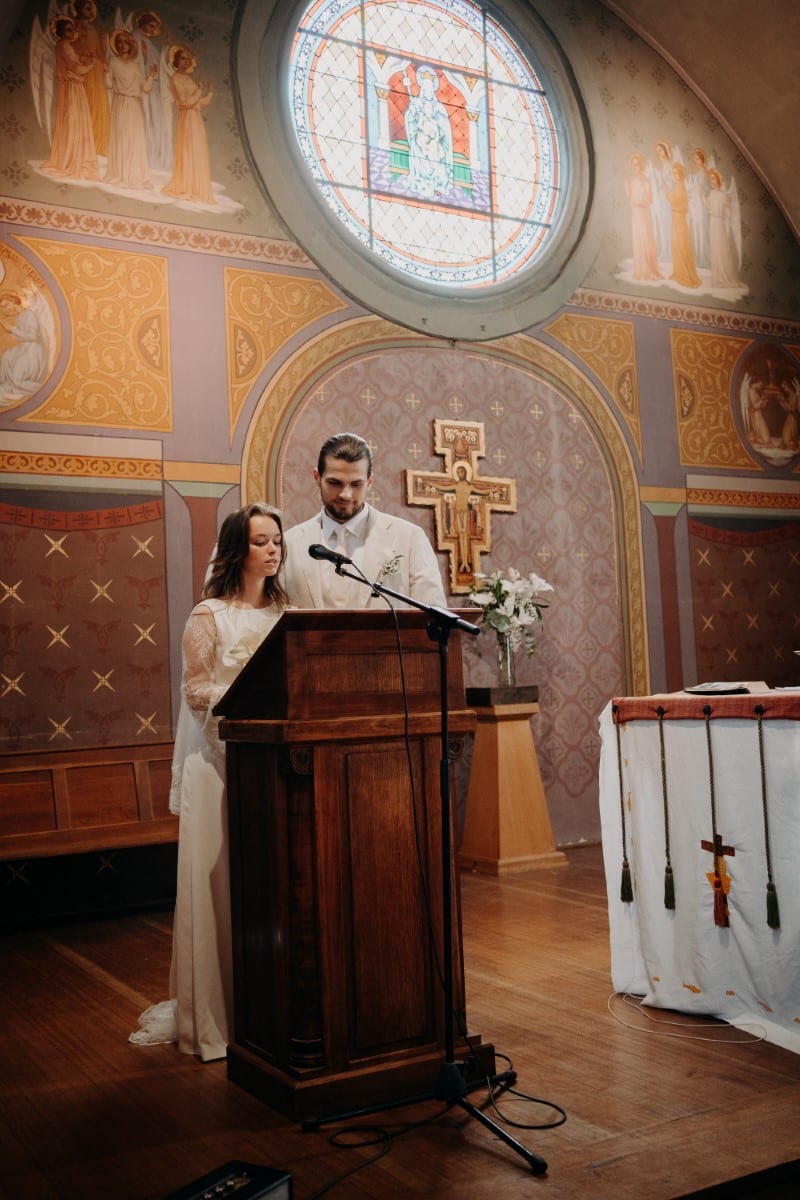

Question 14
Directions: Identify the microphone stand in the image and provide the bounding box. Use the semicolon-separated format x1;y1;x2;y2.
306;561;547;1174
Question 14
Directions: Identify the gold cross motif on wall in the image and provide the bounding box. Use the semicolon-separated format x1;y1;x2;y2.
405;419;516;593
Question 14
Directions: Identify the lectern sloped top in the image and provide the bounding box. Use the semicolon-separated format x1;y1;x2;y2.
212;607;476;721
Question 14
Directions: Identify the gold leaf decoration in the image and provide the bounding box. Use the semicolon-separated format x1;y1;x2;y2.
18;238;171;431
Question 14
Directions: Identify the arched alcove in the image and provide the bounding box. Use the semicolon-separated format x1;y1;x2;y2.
241;319;648;844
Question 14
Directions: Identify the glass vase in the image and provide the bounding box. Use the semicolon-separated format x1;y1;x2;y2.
496;632;516;688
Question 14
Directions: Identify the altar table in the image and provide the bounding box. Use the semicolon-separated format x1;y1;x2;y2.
598;693;800;1053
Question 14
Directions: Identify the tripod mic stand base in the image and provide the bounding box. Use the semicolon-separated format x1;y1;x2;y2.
458;1094;548;1175
434;1059;548;1175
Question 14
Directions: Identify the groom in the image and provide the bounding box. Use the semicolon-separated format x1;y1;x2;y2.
284;431;446;609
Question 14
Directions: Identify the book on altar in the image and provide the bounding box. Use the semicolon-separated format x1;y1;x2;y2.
682;680;770;695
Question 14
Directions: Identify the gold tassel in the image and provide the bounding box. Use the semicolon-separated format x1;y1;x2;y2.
664;863;675;910
620;858;633;903
766;880;780;930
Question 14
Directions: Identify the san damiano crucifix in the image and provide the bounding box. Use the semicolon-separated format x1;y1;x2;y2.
406;419;516;593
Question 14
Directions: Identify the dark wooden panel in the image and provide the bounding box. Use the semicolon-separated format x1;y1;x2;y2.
147;757;173;819
0;843;177;930
226;727;473;1123
0;743;177;859
66;762;140;828
347;742;434;1053
0;769;56;836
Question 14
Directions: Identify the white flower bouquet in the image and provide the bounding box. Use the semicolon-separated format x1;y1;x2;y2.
468;567;554;657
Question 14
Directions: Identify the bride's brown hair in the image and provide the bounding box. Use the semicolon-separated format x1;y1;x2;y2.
203;502;288;607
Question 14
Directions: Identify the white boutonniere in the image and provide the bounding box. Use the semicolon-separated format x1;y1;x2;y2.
379;551;403;578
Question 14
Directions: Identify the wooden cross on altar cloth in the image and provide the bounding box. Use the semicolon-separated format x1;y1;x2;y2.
701;832;736;927
405;419;516;593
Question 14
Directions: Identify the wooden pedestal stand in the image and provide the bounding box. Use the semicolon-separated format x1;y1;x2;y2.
459;686;566;875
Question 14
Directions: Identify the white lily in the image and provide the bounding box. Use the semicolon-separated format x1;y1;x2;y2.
468;566;554;657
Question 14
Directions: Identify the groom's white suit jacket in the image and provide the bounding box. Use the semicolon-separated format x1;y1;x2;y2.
283;508;446;610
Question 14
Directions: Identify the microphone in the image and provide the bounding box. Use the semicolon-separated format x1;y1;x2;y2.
308;542;352;567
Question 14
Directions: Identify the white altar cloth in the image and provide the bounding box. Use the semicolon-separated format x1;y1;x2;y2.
598;695;800;1053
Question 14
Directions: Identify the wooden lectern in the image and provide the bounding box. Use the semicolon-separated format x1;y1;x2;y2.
214;609;492;1124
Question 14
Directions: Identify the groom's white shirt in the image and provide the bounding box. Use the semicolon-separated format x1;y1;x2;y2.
283;504;446;609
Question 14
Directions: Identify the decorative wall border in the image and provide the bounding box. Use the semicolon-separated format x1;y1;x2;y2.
571;288;800;339
0;450;162;481
0;498;164;528
0;196;313;267
0;432;166;490
687;488;800;513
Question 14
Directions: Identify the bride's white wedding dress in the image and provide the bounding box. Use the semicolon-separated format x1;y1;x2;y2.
130;598;281;1061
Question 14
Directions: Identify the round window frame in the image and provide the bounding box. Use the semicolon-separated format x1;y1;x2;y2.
234;0;605;341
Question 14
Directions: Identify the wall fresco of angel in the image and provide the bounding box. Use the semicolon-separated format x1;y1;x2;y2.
620;139;747;301
28;1;238;212
0;244;59;412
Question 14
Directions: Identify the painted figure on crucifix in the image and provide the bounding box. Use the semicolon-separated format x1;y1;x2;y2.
406;419;516;592
425;463;497;574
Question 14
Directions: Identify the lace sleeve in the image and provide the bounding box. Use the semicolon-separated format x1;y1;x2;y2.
181;606;227;716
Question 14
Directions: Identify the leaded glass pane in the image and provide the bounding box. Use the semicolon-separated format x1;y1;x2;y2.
290;0;565;289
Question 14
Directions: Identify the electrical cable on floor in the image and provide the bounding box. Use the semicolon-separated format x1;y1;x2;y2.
304;1107;455;1199
608;992;767;1044
302;1048;568;1198
478;1051;568;1132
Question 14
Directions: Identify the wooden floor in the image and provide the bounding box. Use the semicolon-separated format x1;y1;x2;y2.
2;844;799;1200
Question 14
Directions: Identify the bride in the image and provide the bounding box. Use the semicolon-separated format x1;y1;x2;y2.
131;502;287;1061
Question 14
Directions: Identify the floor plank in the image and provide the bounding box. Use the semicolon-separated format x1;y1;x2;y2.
1;845;798;1200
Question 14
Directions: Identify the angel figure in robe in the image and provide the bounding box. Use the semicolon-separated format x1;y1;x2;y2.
686;147;711;270
36;11;100;182
648;139;681;263
705;168;742;289
0;286;57;409
104;27;157;190
162;43;215;206
115;7;174;173
778;377;800;452
741;373;771;449
625;152;661;281
71;0;111;157
662;163;701;289
133;9;173;170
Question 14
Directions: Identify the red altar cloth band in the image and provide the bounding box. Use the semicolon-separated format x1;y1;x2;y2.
612;692;800;722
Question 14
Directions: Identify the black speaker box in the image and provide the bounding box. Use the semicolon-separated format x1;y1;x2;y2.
163;1160;292;1200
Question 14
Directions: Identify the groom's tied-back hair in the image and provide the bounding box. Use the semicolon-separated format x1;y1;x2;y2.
317;432;373;476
